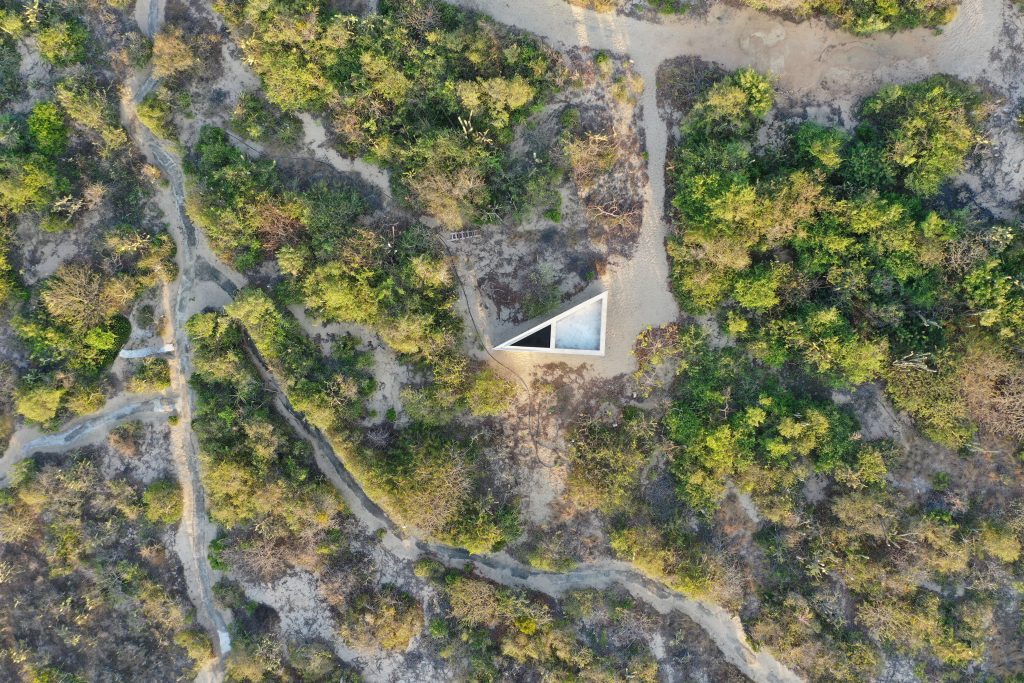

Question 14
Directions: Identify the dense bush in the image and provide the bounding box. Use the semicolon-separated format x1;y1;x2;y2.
566;407;658;513
216;0;556;227
186;311;350;580
422;569;660;680
36;19;88;66
219;289;518;552
230;92;302;146
800;0;957;34
663;67;1024;681
666;335;888;521
137;89;177;141
143;478;183;524
0;32;22;108
225;287;374;429
668;70;1019;411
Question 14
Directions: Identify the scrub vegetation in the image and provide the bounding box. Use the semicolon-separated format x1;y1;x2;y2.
216;287;520;553
414;561;700;681
0;6;176;434
668;69;1022;446
566;0;957;33
584;66;1024;681
0;450;210;681
3;0;1023;679
216;0;557;228
184;124;520;550
748;0;958;33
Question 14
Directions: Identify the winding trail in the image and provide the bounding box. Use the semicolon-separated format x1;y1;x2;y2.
121;1;240;673
122;111;236;683
243;338;800;683
0;395;175;482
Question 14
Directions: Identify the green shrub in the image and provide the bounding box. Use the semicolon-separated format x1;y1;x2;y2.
566;409;656;513
465;370;517;417
143;479;183;525
854;75;984;196
27;102;68;157
799;0;958;34
129;357;171;393
15;384;65;424
137;89;176;140
174;628;213;666
230;92;301;145
37;21;88;66
0;37;23;107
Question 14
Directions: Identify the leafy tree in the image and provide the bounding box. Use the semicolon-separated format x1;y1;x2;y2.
14;383;65;423
0;154;66;213
41;264;124;331
137;89;177;140
852;76;985;196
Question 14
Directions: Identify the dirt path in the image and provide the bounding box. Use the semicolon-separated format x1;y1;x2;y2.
297;114;393;202
123;1;239;671
0;395;175;482
126;133;234;683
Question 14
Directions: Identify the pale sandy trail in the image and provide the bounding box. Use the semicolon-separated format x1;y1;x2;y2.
119;343;175;358
0;395;175;482
297;114;393;202
454;0;1012;98
122;123;234;683
122;0;237;673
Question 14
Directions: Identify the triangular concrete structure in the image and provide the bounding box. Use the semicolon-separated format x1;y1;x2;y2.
494;291;607;356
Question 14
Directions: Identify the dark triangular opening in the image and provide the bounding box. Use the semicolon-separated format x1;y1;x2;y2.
510;324;552;348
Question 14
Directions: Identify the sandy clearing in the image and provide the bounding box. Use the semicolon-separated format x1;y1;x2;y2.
12;41;49;114
238;571;362;660
298;114;394;201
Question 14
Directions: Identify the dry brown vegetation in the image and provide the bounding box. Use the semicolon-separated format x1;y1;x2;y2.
0;448;208;681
